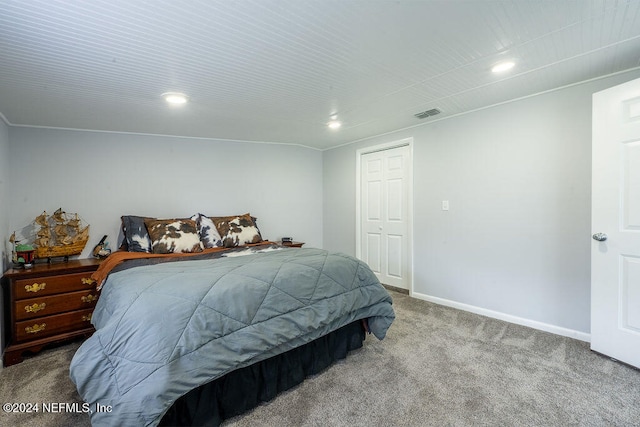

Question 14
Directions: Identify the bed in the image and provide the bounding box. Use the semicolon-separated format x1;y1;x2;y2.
69;214;395;426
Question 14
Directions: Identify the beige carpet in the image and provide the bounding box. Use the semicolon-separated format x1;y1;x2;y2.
1;291;639;426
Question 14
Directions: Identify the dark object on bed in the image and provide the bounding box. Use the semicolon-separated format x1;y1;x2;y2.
159;320;365;426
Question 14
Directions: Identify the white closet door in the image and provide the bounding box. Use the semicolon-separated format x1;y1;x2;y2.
361;145;410;289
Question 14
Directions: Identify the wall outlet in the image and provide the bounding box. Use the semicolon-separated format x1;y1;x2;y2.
442;200;449;211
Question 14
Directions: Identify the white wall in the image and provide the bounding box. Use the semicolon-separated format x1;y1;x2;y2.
7;128;323;257
3;69;640;358
0;118;9;363
323;70;640;336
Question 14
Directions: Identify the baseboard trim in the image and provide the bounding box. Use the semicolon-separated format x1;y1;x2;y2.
411;291;591;343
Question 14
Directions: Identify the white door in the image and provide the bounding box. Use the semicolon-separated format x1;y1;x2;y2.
591;77;640;368
359;144;411;290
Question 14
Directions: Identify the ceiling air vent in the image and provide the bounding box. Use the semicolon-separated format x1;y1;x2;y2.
414;108;441;119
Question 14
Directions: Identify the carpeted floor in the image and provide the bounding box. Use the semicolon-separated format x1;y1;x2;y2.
1;290;639;426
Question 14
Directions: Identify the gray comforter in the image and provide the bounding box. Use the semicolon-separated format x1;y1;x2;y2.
70;247;395;426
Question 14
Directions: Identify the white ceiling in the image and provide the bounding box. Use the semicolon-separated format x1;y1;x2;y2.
1;0;639;150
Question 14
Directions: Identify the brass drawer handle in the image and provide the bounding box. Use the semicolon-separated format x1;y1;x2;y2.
81;313;92;322
25;323;46;334
81;277;96;286
25;282;46;293
81;294;97;303
24;302;46;313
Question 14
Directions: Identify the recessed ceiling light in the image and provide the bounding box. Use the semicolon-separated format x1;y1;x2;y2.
491;61;515;73
328;120;342;129
162;92;189;105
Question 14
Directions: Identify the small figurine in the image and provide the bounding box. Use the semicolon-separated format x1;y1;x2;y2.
92;235;111;259
10;231;36;268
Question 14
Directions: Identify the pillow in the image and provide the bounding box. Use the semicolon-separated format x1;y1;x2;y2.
191;213;223;248
121;215;153;253
212;213;263;248
144;218;204;254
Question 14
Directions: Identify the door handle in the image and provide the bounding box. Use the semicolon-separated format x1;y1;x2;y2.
592;233;607;241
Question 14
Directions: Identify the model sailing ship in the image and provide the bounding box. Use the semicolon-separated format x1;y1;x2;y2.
34;208;90;261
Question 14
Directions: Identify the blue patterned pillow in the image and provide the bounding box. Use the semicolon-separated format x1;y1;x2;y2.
191;213;223;248
121;215;153;253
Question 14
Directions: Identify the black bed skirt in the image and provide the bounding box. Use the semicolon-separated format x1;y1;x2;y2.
159;321;366;427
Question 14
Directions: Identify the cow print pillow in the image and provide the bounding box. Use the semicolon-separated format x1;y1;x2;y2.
191;213;223;248
212;213;263;248
144;218;204;254
121;215;153;253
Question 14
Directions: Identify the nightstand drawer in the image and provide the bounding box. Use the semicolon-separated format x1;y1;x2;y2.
14;272;97;299
14;308;95;343
14;290;99;321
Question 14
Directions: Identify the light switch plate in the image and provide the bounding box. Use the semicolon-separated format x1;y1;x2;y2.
442;200;449;211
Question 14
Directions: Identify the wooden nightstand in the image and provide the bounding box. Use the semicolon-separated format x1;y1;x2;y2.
282;241;304;248
2;258;101;366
